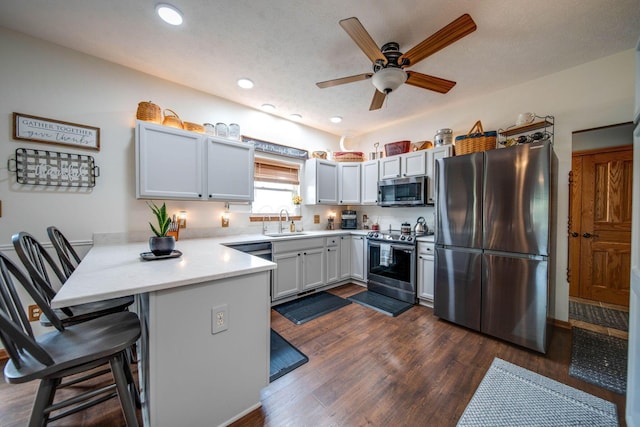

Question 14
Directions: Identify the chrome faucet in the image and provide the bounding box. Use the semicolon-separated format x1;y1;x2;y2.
279;209;289;233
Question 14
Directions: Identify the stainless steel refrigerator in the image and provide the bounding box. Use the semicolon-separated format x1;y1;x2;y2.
434;142;556;353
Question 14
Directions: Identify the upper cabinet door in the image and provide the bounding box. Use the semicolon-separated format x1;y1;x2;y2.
426;145;453;204
402;151;427;177
361;159;379;204
305;159;338;204
338;163;361;204
136;121;205;200
379;156;401;179
206;137;254;201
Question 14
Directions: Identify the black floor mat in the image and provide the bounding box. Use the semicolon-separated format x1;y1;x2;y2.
569;327;628;394
569;301;629;331
270;329;308;382
347;291;414;317
273;291;351;325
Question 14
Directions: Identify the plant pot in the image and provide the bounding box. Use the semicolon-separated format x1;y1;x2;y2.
149;236;175;256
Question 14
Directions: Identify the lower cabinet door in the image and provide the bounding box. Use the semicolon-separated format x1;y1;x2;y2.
418;254;435;301
273;252;301;300
302;247;325;290
326;247;340;284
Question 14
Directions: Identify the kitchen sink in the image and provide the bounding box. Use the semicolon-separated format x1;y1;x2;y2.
264;232;308;238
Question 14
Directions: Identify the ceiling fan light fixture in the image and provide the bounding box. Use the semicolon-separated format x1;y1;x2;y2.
371;68;407;94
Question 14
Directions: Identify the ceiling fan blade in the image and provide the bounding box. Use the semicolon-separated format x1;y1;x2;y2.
400;14;476;67
316;73;373;88
405;71;456;93
339;17;387;65
369;90;386;110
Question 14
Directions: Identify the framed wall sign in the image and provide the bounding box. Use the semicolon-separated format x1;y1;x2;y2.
242;135;308;159
13;112;100;151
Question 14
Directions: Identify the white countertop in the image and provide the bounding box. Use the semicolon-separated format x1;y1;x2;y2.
51;230;369;308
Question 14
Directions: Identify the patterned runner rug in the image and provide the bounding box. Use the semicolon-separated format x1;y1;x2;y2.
569;301;628;331
458;358;618;426
569;327;628;394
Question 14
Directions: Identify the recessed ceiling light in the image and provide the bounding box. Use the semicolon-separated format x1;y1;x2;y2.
261;104;276;112
330;116;343;123
237;78;254;89
289;114;302;121
156;3;183;26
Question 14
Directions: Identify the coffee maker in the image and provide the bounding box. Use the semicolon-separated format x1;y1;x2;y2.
341;210;357;229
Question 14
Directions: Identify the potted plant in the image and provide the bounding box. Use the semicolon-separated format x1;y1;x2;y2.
147;201;175;256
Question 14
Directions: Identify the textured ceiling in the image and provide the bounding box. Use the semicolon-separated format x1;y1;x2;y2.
1;0;639;136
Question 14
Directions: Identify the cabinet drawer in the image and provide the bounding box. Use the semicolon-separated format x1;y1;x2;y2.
326;235;347;247
418;242;435;255
273;237;324;254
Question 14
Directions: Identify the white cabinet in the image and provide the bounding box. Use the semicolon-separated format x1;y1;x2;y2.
136;121;254;202
379;156;401;179
301;247;325;290
361;159;379;204
304;159;338;204
379;151;427;180
338;163;361;204
350;234;365;281
340;235;352;280
136;121;205;199
417;242;435;302
401;151;427;177
272;251;301;300
426;145;453;204
326;237;340;284
272;237;325;300
206;137;254;201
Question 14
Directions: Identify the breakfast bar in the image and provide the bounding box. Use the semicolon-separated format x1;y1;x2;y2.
52;238;276;427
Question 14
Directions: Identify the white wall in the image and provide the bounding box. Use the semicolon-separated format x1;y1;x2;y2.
0;27;341;248
354;49;636;321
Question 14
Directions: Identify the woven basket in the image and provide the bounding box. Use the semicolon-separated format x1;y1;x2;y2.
333;151;365;162
162;109;183;129
183;122;205;133
454;121;497;155
384;140;411;157
312;151;327;159
136;101;162;124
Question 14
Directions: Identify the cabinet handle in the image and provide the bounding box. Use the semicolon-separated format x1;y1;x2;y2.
570;232;579;237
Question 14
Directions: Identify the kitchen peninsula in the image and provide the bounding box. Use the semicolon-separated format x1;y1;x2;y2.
51;238;276;427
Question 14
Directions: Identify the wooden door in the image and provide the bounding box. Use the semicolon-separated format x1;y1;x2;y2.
569;146;633;305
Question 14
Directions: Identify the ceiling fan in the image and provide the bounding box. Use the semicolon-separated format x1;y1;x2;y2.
316;14;477;110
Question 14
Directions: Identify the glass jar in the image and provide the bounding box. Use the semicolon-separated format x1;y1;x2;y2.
203;123;215;136
228;123;240;140
215;123;228;138
435;128;453;146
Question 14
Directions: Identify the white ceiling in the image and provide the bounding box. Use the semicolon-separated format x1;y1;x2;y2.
1;0;639;136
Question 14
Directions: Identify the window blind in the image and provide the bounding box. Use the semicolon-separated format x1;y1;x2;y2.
254;158;300;185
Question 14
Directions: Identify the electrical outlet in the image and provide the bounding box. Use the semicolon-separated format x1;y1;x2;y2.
28;304;41;321
314;215;320;224
211;304;228;334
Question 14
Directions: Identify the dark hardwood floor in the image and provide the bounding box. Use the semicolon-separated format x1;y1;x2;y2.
1;284;627;426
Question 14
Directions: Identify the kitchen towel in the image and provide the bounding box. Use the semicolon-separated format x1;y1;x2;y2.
379;244;392;267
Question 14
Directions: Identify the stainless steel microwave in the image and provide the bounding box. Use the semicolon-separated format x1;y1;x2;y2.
378;176;429;207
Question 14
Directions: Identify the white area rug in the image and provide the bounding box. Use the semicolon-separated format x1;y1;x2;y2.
457;358;618;426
